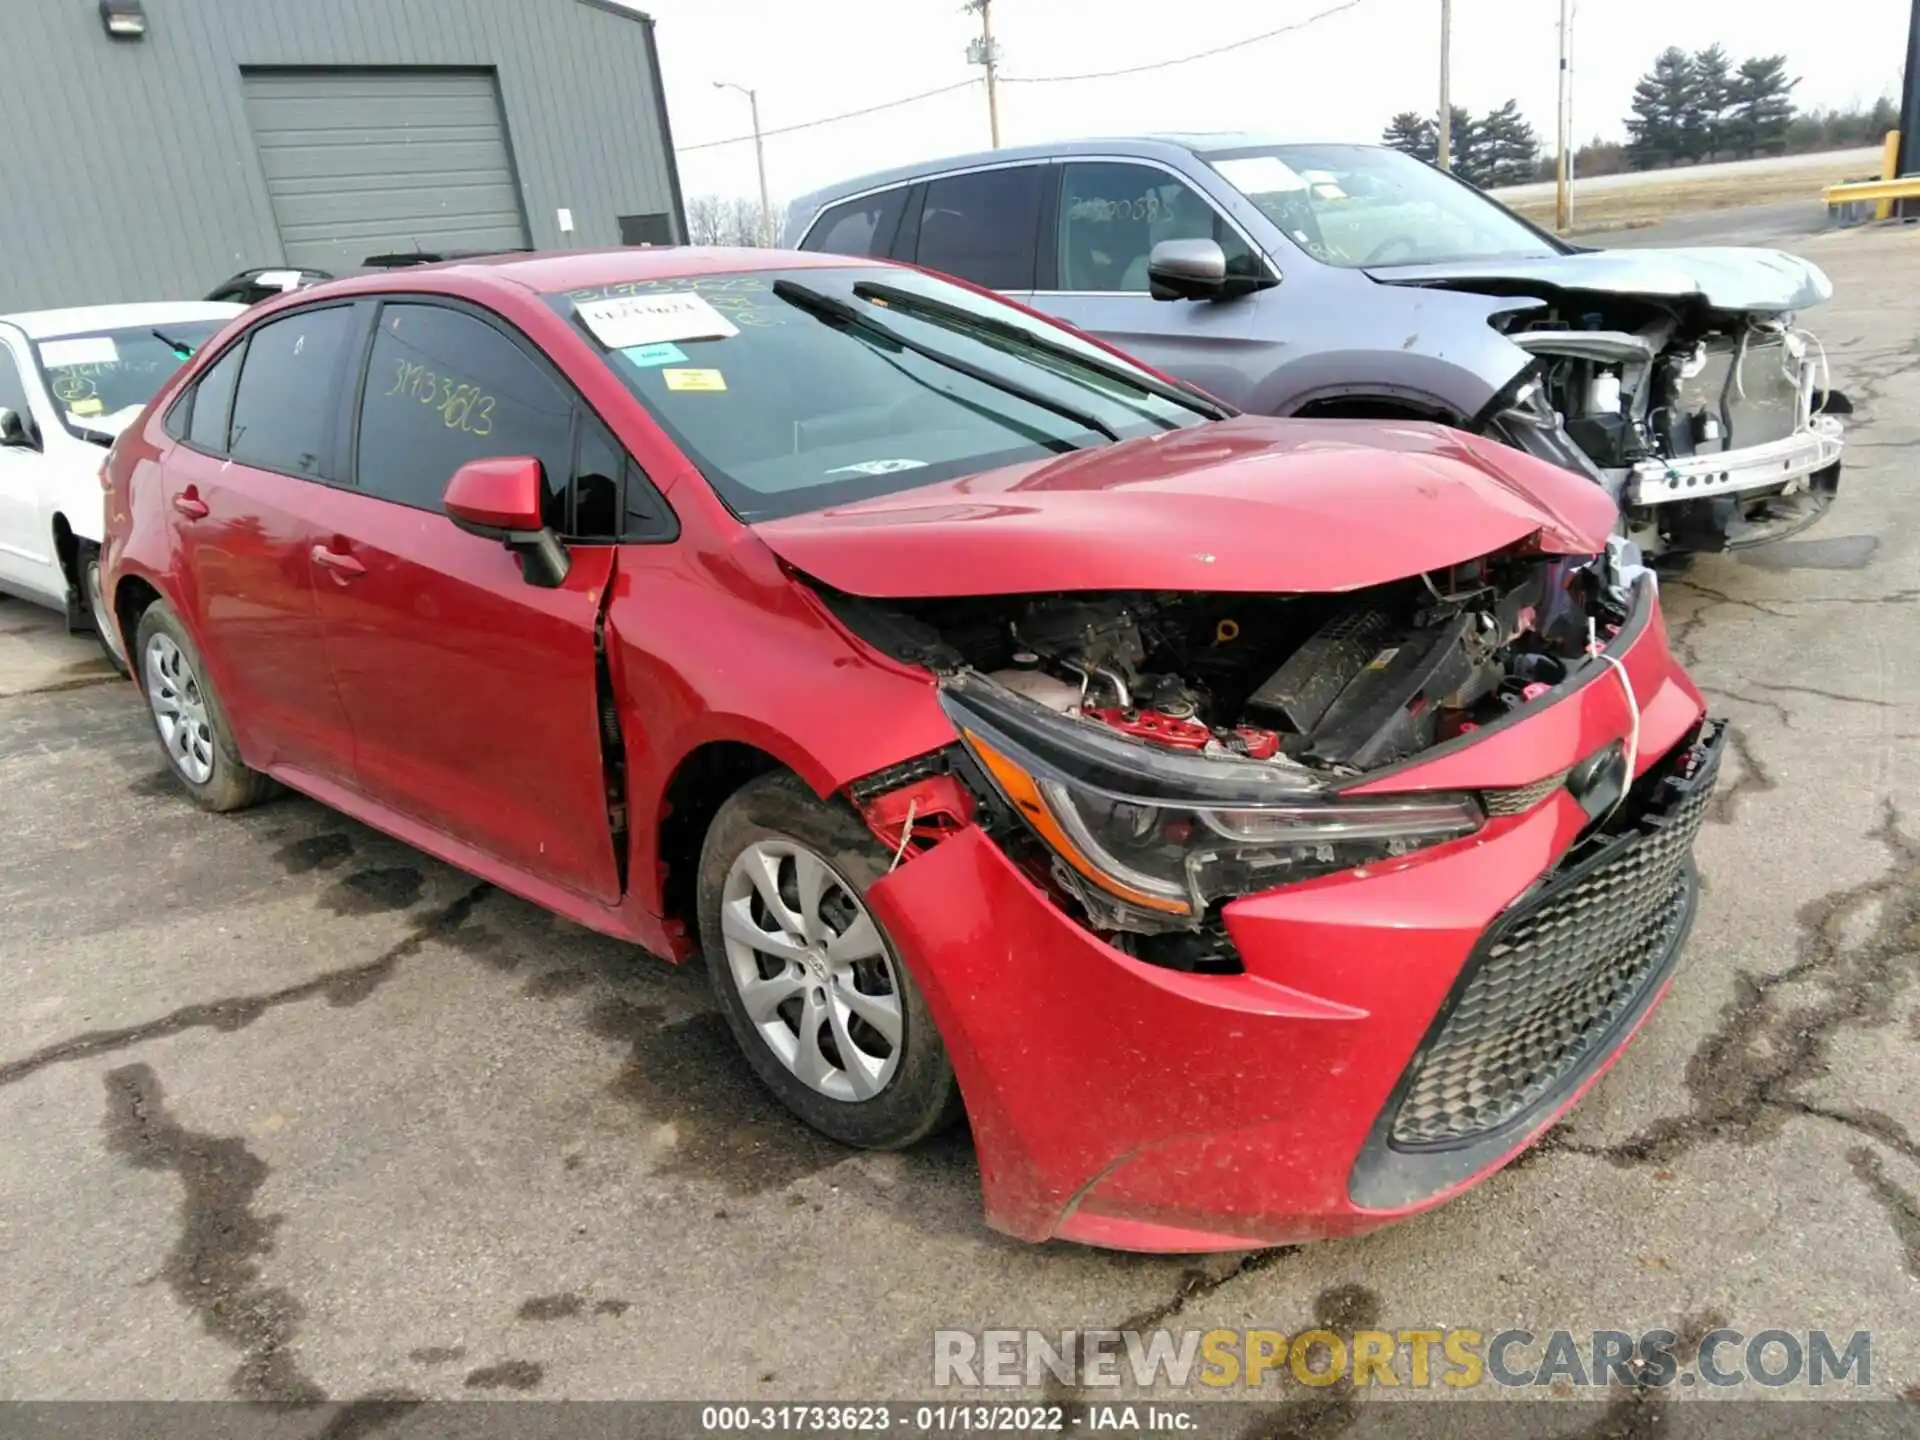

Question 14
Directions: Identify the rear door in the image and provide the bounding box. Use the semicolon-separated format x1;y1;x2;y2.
894;164;1047;303
306;298;620;903
1031;160;1265;407
158;305;359;780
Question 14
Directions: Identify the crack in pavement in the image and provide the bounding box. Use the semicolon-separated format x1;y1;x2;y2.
1043;1248;1298;1428
1847;1148;1920;1278
0;883;491;1092
1706;725;1777;826
1748;680;1895;711
103;1062;322;1402
1559;799;1920;1262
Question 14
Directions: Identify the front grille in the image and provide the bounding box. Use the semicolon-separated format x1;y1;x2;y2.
1387;722;1723;1149
1483;769;1569;817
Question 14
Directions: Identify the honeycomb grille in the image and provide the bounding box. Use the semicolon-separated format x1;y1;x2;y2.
1483;770;1570;817
1388;725;1722;1149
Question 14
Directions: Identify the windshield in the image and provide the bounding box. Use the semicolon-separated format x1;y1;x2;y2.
32;322;228;438
1201;144;1563;269
547;266;1214;521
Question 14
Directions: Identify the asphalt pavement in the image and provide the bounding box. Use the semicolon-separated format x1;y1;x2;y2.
1;217;1918;1420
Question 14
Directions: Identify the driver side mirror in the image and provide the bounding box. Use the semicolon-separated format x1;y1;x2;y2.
1147;238;1228;302
443;455;571;589
0;407;39;450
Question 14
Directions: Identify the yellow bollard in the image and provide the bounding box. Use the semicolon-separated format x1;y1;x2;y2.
1879;129;1901;221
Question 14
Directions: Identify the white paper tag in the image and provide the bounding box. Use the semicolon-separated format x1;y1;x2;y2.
41;336;119;367
577;292;739;349
255;270;303;290
1213;156;1309;195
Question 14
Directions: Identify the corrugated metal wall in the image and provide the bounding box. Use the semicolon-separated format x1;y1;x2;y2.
0;0;683;311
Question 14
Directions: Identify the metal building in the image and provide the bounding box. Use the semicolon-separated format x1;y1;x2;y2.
0;0;686;311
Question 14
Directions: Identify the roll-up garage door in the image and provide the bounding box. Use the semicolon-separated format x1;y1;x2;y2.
243;70;531;274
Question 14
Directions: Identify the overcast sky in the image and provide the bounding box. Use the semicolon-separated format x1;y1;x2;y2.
636;0;1908;205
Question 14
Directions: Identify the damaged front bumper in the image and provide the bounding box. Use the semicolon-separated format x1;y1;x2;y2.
861;581;1715;1251
1627;415;1845;507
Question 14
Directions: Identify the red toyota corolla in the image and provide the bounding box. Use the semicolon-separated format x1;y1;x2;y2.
101;248;1719;1252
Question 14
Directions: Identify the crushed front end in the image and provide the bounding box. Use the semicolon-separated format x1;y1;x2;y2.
1492;305;1846;555
833;542;1717;1251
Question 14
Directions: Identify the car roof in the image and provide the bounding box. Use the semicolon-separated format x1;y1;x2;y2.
1;300;245;340
306;245;870;298
785;134;1376;218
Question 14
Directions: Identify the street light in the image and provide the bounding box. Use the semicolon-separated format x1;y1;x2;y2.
714;80;772;245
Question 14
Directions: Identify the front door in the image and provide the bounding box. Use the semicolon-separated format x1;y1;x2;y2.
158;307;358;781
310;299;621;904
1031;161;1266;409
0;333;60;604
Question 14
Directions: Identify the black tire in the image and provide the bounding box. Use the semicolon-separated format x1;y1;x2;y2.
131;600;276;813
77;543;129;677
697;770;963;1149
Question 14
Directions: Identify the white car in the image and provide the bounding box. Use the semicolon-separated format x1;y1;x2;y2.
0;301;241;663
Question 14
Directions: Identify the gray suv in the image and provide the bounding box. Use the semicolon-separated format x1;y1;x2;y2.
786;135;1847;556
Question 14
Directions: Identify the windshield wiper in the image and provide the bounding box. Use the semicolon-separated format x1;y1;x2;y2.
771;279;1122;444
152;328;197;359
851;280;1232;423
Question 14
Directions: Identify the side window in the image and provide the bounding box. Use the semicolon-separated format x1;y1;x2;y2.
0;345;32;418
1055;162;1256;293
572;418;623;539
185;342;246;454
355;303;573;517
229;309;354;476
911;166;1045;290
803;190;907;257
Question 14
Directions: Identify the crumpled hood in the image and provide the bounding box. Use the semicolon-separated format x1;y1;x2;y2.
1367;245;1832;313
751;417;1618;599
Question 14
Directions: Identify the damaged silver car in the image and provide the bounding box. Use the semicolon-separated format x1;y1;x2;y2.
787;137;1848;556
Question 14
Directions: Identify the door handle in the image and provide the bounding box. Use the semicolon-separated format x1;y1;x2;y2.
310;545;366;577
171;492;209;519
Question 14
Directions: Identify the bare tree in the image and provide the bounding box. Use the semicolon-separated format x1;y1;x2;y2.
685;193;730;246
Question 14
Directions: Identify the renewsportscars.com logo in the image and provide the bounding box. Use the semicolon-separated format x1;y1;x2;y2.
933;1328;1872;1391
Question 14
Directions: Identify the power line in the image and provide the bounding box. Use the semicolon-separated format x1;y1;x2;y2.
1000;0;1367;85
678;77;981;152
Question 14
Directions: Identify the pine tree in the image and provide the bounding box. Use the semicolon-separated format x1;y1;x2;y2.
1692;44;1735;159
1441;105;1481;181
1382;111;1435;163
1729;55;1798;157
1626;47;1702;169
1473;99;1542;188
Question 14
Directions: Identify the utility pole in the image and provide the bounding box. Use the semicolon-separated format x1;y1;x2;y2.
1436;0;1452;170
714;80;771;243
1554;0;1571;231
966;0;1002;149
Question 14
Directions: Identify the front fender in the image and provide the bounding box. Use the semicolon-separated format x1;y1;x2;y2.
1242;284;1538;423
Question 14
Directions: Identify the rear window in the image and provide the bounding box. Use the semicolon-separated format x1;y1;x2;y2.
33;321;228;439
803;190;907;257
547;266;1211;522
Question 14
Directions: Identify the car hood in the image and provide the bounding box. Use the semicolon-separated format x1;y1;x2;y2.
750;417;1618;599
1367;246;1831;313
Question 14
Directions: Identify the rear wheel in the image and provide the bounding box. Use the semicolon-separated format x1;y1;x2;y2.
697;771;962;1149
133;601;275;812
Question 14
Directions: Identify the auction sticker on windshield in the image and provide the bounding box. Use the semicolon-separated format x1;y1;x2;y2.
578;292;740;348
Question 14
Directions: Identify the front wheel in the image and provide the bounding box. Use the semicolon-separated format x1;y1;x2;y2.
79;543;128;676
697;771;963;1149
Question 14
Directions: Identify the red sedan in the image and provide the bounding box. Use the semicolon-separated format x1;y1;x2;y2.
101;248;1719;1252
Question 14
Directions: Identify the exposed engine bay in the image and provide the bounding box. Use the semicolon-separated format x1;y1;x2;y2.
1489;298;1846;556
839;549;1627;777
825;546;1642;957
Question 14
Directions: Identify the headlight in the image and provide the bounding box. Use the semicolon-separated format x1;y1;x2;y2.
944;676;1483;925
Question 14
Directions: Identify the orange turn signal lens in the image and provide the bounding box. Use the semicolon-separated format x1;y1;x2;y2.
963;728;1192;916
